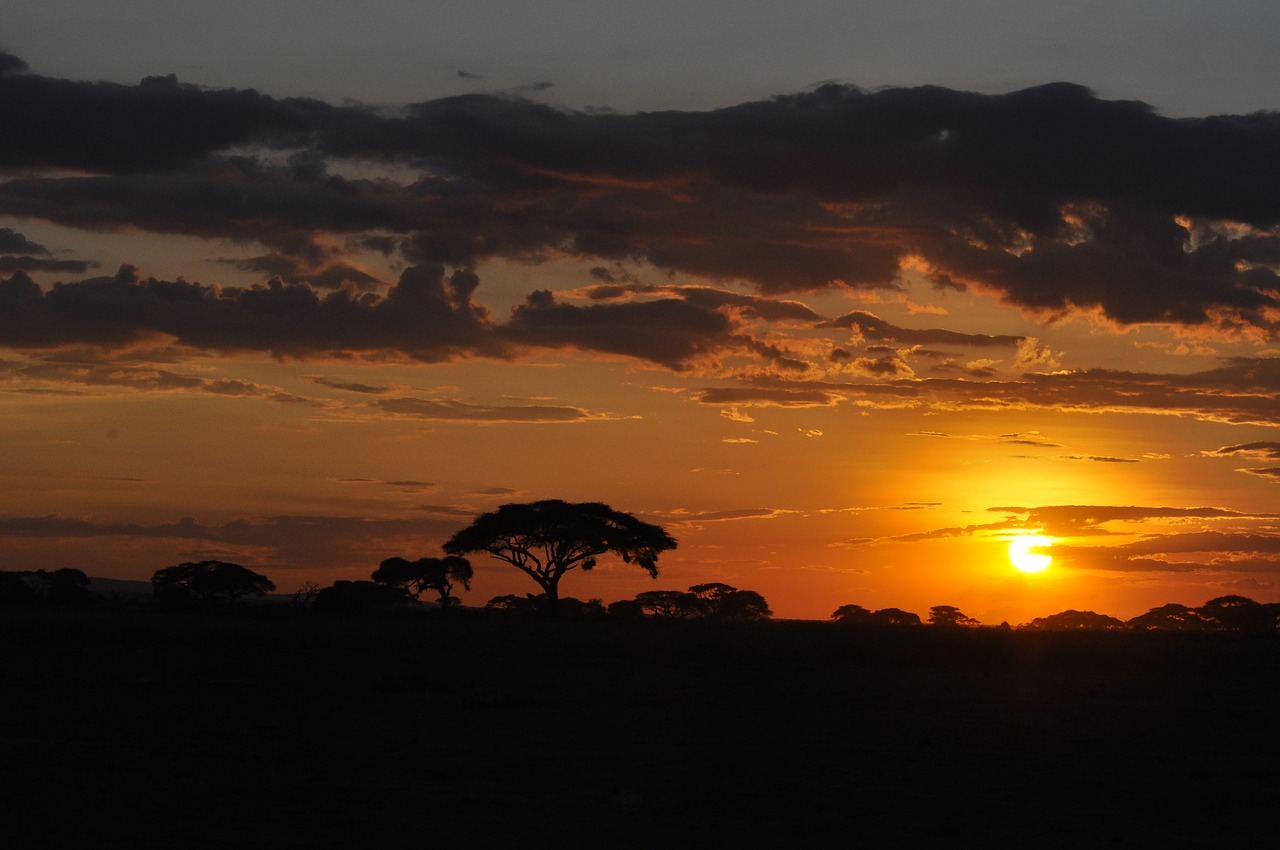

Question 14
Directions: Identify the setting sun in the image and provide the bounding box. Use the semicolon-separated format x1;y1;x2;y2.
1009;535;1054;573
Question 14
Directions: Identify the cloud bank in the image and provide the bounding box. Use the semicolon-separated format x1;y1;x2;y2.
2;53;1278;339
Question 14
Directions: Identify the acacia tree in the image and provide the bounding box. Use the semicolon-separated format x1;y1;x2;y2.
634;589;702;619
151;560;275;606
444;500;676;616
372;555;474;608
689;583;772;621
927;605;980;627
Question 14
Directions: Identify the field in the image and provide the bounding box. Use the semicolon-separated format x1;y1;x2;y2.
3;608;1278;848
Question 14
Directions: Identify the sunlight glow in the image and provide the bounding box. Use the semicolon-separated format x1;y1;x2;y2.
1009;535;1053;573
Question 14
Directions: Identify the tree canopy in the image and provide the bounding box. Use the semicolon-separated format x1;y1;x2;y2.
927;605;980;627
151;561;276;606
444;500;676;615
372;555;473;608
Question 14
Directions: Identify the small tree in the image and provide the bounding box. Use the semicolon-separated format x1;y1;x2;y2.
1197;595;1277;632
372;555;474;608
634;589;702;619
1022;609;1125;631
868;607;921;626
444;500;676;616
927;605;980;627
831;604;874;624
151;560;276;607
689;583;772;621
1127;603;1212;631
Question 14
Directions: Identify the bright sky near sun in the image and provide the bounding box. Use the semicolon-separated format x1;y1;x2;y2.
2;1;1280;622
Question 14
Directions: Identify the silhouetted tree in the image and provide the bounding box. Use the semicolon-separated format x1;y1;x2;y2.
485;593;545;614
1197;595;1277;632
928;605;980;627
634;589;702;619
151;561;276;607
689;583;772;621
444;500;676;615
606;598;645;619
1023;610;1125;631
868;607;922;626
372;555;474;607
1127;603;1212;631
830;604;874;624
290;581;323;609
313;580;408;614
485;593;604;617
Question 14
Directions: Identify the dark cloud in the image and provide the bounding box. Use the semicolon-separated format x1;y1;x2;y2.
0;256;94;274
820;310;1024;347
0;227;49;254
694;387;840;407
1059;531;1280;573
750;357;1280;425
0;227;94;274
3;56;1278;334
502;290;756;370
371;396;607;423
1211;441;1280;459
989;505;1262;537
0;264;499;361
336;478;436;490
309;376;393;394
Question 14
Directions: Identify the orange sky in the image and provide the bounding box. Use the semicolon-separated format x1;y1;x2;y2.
2;55;1279;622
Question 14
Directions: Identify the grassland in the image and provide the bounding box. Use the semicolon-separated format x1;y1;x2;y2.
2;608;1278;848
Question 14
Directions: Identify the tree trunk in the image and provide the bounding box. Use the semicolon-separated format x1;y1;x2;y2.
543;581;559;617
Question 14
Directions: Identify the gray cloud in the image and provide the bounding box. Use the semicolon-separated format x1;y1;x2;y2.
3;56;1279;336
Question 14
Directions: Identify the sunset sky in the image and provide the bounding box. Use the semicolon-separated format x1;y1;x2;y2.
3;1;1279;622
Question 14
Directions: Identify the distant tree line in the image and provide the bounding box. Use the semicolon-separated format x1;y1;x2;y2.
829;596;1280;633
0;568;93;608
3;499;1279;633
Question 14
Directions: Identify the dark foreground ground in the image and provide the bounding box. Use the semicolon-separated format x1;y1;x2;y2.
2;609;1278;848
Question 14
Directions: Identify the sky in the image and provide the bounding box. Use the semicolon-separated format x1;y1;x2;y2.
2;1;1279;622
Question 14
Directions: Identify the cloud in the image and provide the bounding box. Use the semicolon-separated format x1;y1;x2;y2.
0;357;315;403
1059;531;1280;573
502;289;748;370
845;503;1274;547
819;310;1024;347
0;227;94;274
0;264;501;361
0;511;468;572
656;508;797;526
750;356;1280;425
1210;441;1280;459
989;504;1263;537
309;376;393;394
371;396;610;423
694;387;841;407
3;57;1279;336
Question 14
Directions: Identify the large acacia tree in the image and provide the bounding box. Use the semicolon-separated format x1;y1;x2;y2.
151;560;275;606
444;500;676;615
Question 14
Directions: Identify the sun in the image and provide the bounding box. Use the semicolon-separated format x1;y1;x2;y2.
1008;535;1053;573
